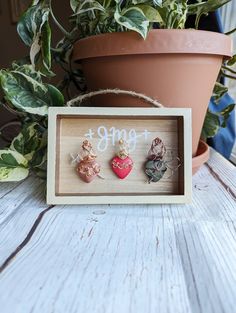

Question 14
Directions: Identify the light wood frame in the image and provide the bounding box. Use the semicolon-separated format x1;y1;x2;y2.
47;107;192;205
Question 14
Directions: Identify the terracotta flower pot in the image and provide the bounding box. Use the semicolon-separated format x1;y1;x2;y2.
73;29;232;158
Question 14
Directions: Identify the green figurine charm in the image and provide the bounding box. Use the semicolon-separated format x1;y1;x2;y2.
145;137;181;183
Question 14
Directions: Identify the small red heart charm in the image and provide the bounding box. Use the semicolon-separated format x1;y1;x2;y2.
111;156;133;179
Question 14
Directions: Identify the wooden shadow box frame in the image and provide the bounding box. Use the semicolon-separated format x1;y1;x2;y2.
47;107;192;205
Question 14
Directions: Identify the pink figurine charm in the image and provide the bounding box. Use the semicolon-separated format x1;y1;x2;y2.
73;140;101;183
111;139;133;179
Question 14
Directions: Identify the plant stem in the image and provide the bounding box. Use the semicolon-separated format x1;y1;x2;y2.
0;121;21;143
49;4;72;39
225;27;236;36
222;65;236;75
1;100;25;116
220;70;236;80
51;47;63;53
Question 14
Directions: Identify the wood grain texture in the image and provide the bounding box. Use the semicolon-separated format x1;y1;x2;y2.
58;117;180;195
0;176;47;264
0;149;235;313
207;149;236;196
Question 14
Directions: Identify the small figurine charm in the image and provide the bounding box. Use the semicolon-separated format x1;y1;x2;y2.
71;140;102;183
145;137;180;183
111;139;133;179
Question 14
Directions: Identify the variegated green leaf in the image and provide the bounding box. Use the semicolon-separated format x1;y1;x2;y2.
0;69;48;115
213;82;228;104
227;54;236;67
157;0;188;29
11;63;42;82
202;110;220;139
0;150;29;182
132;0;162;6
115;6;149;39
10;123;43;161
136;4;163;22
32;19;53;77
202;103;235;139
30;147;47;168
221;103;235;128
70;0;79;12
0;66;64;116
17;2;53;76
100;0;113;8
72;0;105;15
46;84;65;107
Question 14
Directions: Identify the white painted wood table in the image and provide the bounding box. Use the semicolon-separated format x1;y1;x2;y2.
0;149;235;313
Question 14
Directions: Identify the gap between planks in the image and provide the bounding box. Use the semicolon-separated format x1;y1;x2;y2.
205;163;236;201
0;205;55;274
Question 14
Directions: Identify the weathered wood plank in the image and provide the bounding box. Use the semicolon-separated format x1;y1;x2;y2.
0;176;45;223
207;148;236;195
174;219;236;313
0;150;235;313
0;205;192;313
0;176;48;264
0;180;23;199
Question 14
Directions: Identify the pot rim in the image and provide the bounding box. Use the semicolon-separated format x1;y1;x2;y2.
192;140;210;169
73;29;233;61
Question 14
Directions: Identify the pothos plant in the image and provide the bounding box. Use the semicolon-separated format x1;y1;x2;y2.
0;0;235;181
